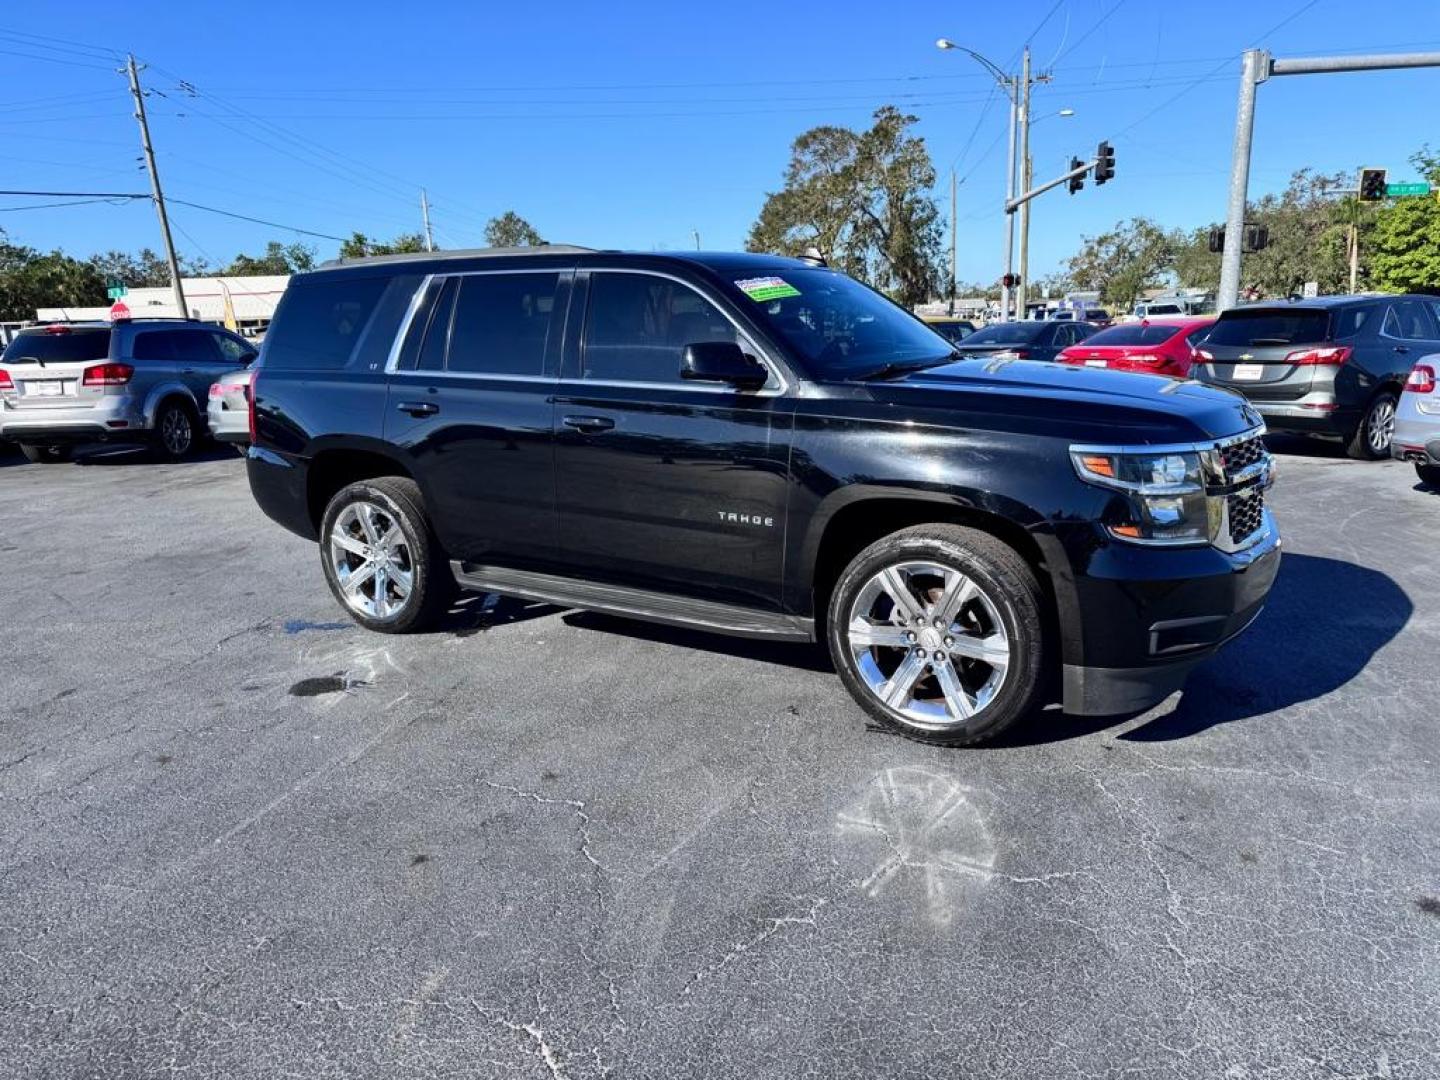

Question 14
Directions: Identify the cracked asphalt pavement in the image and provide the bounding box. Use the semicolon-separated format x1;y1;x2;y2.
2;437;1438;1079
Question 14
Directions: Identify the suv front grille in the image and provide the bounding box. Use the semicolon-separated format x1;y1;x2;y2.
1220;435;1265;477
1227;488;1265;546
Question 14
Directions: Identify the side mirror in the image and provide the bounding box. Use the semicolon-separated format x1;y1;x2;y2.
680;341;768;389
240;352;258;368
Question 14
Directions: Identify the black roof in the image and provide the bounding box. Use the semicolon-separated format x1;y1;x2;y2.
314;245;822;277
1228;293;1424;312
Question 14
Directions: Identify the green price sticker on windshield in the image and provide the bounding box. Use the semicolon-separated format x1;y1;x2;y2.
736;276;801;302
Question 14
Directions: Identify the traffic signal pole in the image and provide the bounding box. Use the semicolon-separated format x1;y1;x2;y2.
1006;157;1098;213
1001;83;1018;321
1016;47;1032;320
1218;48;1440;312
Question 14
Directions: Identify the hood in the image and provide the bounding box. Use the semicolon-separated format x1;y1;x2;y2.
869;356;1261;443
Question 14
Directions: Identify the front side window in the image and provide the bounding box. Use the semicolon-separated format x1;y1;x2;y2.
448;273;558;376
584;273;741;384
170;330;224;364
131;330;177;362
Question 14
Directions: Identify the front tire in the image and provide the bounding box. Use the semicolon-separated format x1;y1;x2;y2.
319;477;454;633
18;443;73;464
827;525;1048;746
1347;391;1398;460
1417;463;1440;489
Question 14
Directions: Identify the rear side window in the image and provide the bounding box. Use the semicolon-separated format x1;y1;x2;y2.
1333;305;1374;340
169;330;224;364
263;275;387;371
447;273;558;376
2;328;110;365
583;272;739;384
1204;310;1330;347
1084;324;1183;347
132;330;178;362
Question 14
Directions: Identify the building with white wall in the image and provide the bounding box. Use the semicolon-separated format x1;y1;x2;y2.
36;275;289;337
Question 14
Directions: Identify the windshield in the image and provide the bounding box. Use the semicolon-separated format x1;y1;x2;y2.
2;328;111;366
1083;324;1184;347
1206;309;1329;347
723;268;953;377
960;322;1048;346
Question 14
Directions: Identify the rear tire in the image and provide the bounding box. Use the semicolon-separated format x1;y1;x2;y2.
826;524;1048;747
319;476;454;634
1346;391;1398;460
151;399;198;461
18;443;73;464
1417;463;1440;489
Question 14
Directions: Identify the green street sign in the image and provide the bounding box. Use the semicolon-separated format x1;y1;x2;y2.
106;286;127;300
1386;182;1431;197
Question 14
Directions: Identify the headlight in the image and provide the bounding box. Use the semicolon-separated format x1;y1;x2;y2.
1070;448;1220;546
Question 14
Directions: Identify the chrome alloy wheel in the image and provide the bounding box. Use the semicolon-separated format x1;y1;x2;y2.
1367;398;1396;455
328;500;415;619
161;407;193;455
846;560;1012;731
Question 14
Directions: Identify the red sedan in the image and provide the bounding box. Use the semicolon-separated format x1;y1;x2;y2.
1057;317;1214;378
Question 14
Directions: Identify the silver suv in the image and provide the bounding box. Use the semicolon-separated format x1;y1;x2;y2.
0;319;256;463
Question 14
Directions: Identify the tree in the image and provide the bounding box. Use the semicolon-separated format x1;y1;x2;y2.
222;241;316;276
1066;218;1174;309
89;247;208;287
1370;149;1440;294
484;212;544;248
746;105;944;307
338;232;428;259
0;229;106;321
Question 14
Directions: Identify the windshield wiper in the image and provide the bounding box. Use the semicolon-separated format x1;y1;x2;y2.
853;355;957;381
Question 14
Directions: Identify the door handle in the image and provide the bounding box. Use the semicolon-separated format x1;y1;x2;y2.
1394;345;1410;354
562;415;615;433
396;400;440;417
181;368;196;374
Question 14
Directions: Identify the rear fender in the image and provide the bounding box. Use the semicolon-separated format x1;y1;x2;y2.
141;381;200;429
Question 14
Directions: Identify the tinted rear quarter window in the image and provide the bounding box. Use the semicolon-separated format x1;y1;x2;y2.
1205;310;1330;347
263;275;388;370
2;328;111;365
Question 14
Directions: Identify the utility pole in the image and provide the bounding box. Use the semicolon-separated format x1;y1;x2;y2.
1016;47;1032;320
949;169;958;316
1001;79;1018;320
1218;48;1440;311
420;189;435;251
125;54;187;319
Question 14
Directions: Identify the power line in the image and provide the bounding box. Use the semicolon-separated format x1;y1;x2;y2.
0;188;148;198
1052;0;1131;65
0;197;136;212
167;199;350;242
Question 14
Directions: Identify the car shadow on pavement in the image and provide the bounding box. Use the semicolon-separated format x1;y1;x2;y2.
73;444;239;466
435;594;564;637
1263;433;1349;460
1117;552;1411;742
561;610;835;673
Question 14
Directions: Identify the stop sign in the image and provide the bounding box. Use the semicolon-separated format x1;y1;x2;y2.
108;300;131;321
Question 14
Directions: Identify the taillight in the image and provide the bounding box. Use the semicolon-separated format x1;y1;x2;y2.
1196;349;1214;362
1285;346;1352;367
248;370;259;443
0;369;12;391
1126;354;1165;366
1405;363;1437;394
82;362;134;386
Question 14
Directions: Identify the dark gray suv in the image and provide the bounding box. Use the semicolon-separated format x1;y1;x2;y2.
1191;295;1440;459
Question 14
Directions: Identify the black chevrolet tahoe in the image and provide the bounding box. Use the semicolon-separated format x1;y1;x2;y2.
246;247;1280;746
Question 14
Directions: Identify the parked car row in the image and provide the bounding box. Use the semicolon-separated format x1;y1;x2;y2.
0;318;256;462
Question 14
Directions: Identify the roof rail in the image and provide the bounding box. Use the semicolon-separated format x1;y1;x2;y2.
319;244;596;270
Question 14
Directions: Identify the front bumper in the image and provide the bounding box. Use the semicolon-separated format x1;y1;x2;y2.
0;394;147;444
1060;511;1281;716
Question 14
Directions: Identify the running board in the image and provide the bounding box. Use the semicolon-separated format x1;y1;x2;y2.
450;563;815;642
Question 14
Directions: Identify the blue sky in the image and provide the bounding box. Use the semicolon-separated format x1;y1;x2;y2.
4;0;1440;285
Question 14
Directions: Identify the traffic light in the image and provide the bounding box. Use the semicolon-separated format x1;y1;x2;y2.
1207;226;1225;254
1359;168;1388;201
1068;158;1085;195
1002;273;1018;289
1095;141;1116;184
1244;224;1270;253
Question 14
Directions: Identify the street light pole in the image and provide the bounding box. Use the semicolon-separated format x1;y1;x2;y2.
949;169;958;316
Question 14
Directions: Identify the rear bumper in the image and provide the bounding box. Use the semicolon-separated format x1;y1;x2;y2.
1246;396;1355;436
0;395;148;443
246;446;316;540
207;401;249;443
1392;413;1440;464
1060;513;1281;716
